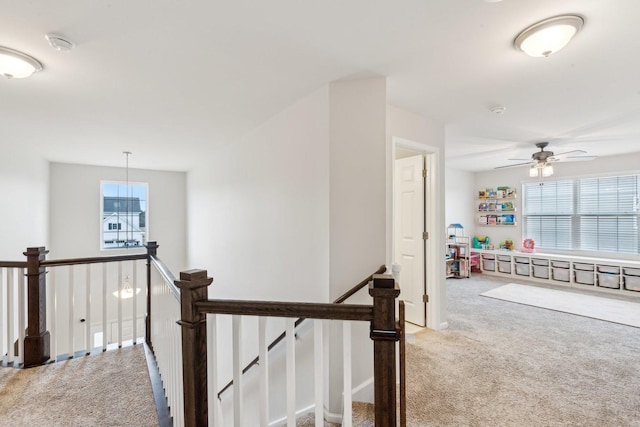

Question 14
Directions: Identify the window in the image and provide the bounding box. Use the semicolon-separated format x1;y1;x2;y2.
523;174;640;254
101;181;148;250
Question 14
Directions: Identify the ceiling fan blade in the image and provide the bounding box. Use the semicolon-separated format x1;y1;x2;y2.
551;149;587;158
562;156;598;162
494;161;533;169
507;158;532;161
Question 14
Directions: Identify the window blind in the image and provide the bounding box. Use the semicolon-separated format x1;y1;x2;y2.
523;175;640;254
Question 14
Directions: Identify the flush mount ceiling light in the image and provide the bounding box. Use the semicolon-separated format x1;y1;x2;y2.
0;46;43;79
514;15;584;57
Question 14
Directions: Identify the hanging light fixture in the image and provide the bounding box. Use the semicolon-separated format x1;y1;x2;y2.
514;15;584;57
112;274;142;299
123;151;131;248
0;46;43;79
112;151;142;299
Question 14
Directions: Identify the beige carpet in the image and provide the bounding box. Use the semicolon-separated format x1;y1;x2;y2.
481;283;640;327
405;275;640;426
0;345;158;427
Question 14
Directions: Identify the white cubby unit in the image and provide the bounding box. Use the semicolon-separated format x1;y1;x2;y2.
473;249;640;298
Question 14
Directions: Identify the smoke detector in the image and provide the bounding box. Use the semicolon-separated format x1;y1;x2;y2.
45;34;75;52
490;105;507;115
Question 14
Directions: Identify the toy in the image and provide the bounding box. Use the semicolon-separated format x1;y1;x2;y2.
500;239;514;250
521;238;535;252
472;235;490;249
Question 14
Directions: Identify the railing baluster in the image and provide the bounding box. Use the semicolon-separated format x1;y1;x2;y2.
232;315;243;427
68;265;74;358
208;314;219;427
18;268;25;365
85;264;91;354
343;321;352;427
102;264;107;351
0;268;4;360
286;318;296;427
117;262;122;348
314;319;323;427
50;268;57;360
7;268;14;362
259;316;269;427
132;260;137;344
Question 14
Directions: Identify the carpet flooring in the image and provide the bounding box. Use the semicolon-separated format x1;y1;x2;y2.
2;275;639;426
406;275;640;426
481;283;640;327
0;345;158;427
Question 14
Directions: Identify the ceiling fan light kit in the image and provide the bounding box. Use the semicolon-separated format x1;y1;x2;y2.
514;15;584;57
0;45;43;78
495;141;596;177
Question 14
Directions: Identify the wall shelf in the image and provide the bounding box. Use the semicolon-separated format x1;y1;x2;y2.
476;187;517;227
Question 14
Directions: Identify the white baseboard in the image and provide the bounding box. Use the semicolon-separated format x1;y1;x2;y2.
268;403;316;427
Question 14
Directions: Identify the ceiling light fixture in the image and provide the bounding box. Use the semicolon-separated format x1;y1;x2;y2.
529;162;554;178
0;46;43;79
514;15;584;57
112;275;142;299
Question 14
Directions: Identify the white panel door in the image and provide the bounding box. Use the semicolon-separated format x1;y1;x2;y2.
394;155;425;326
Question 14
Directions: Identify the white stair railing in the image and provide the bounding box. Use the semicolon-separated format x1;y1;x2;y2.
0;266;26;366
206;308;378;427
45;259;146;360
149;255;184;427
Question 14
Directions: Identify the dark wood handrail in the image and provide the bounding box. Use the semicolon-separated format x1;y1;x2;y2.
334;264;387;303
150;255;180;299
196;300;373;321
217;265;386;398
0;261;28;268
41;253;147;267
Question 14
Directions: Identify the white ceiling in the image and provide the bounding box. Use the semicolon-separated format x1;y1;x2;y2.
2;0;640;172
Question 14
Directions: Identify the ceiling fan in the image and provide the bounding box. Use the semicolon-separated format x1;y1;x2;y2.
494;142;597;174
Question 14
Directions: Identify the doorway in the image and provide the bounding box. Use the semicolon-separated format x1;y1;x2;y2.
394;146;428;326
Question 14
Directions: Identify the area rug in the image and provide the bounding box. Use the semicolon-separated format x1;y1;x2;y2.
481;283;640;328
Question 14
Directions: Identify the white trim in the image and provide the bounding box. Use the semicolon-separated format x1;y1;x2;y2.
351;376;374;396
268;404;317;427
390;136;445;330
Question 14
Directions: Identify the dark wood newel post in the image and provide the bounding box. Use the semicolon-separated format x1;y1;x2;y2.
175;269;213;427
23;246;50;367
145;241;159;346
369;273;401;426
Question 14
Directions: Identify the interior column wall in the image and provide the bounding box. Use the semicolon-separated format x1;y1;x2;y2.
0;147;49;259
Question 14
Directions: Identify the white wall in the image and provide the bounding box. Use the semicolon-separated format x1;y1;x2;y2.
187;86;331;302
47;162;186;354
49;162;187;271
187;85;331;425
445;167;475;233
473;151;640;256
187;78;388;423
0;147;49;259
327;77;387;415
386;104;447;330
329;78;387;300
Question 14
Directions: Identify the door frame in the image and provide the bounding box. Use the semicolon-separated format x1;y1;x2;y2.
390;136;445;330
